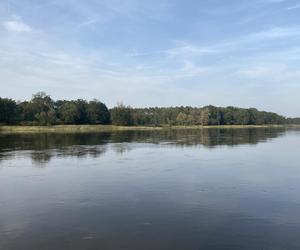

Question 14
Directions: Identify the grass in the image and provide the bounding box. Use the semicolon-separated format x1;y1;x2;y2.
0;125;162;134
0;124;296;134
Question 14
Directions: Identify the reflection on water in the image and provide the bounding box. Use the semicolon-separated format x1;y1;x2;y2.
1;127;300;250
0;127;288;165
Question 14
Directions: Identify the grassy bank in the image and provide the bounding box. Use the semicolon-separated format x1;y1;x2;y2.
0;125;162;134
0;124;296;134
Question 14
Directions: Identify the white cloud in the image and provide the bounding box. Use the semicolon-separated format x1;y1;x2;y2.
166;43;216;57
250;27;300;39
238;64;286;78
77;18;100;28
2;20;32;33
287;3;300;10
264;0;287;3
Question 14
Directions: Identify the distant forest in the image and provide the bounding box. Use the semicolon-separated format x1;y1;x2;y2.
0;92;299;126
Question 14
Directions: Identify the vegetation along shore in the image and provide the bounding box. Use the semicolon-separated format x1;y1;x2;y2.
1;124;297;134
0;92;299;130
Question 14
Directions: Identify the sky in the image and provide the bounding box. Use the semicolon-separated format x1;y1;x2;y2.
0;0;300;117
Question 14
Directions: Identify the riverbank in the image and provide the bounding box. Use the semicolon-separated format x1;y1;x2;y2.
0;124;297;134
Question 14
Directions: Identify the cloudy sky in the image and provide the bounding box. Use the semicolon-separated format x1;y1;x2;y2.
0;0;300;116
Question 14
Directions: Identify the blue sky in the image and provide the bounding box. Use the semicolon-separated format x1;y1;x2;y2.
0;0;300;116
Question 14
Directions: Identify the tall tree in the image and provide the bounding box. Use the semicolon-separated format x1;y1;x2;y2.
0;98;18;124
200;108;210;125
86;100;110;124
30;92;56;125
111;103;133;126
58;101;80;124
176;112;187;125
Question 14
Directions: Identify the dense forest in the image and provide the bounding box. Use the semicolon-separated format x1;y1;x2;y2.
0;92;299;126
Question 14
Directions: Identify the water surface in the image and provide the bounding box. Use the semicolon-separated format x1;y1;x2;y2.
1;128;300;250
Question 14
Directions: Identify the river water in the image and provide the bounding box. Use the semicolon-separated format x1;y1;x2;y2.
1;128;300;250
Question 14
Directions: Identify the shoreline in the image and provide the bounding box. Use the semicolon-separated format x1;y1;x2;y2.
0;124;298;134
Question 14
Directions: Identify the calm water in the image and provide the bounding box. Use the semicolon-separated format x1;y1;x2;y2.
1;128;300;250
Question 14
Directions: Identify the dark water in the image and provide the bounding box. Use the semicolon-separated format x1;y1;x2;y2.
1;128;300;250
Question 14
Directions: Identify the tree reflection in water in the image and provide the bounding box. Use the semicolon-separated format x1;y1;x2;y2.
0;127;291;165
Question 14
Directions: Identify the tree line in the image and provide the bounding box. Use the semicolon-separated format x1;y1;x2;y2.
0;92;299;126
0;92;110;126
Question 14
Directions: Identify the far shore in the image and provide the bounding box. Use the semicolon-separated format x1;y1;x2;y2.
0;124;299;134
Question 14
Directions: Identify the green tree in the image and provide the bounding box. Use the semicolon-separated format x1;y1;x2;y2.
111;103;133;126
86;100;110;124
74;99;88;124
176;112;187;125
200;108;210;125
35;110;56;126
31;92;53;112
18;101;33;123
0;98;18;124
58;101;80;124
30;92;56;125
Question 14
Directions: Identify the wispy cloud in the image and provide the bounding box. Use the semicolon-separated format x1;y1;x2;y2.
264;0;288;3
237;64;287;78
248;26;300;39
287;3;300;10
77;18;100;28
128;50;167;57
166;42;216;58
2;19;32;33
161;25;300;63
